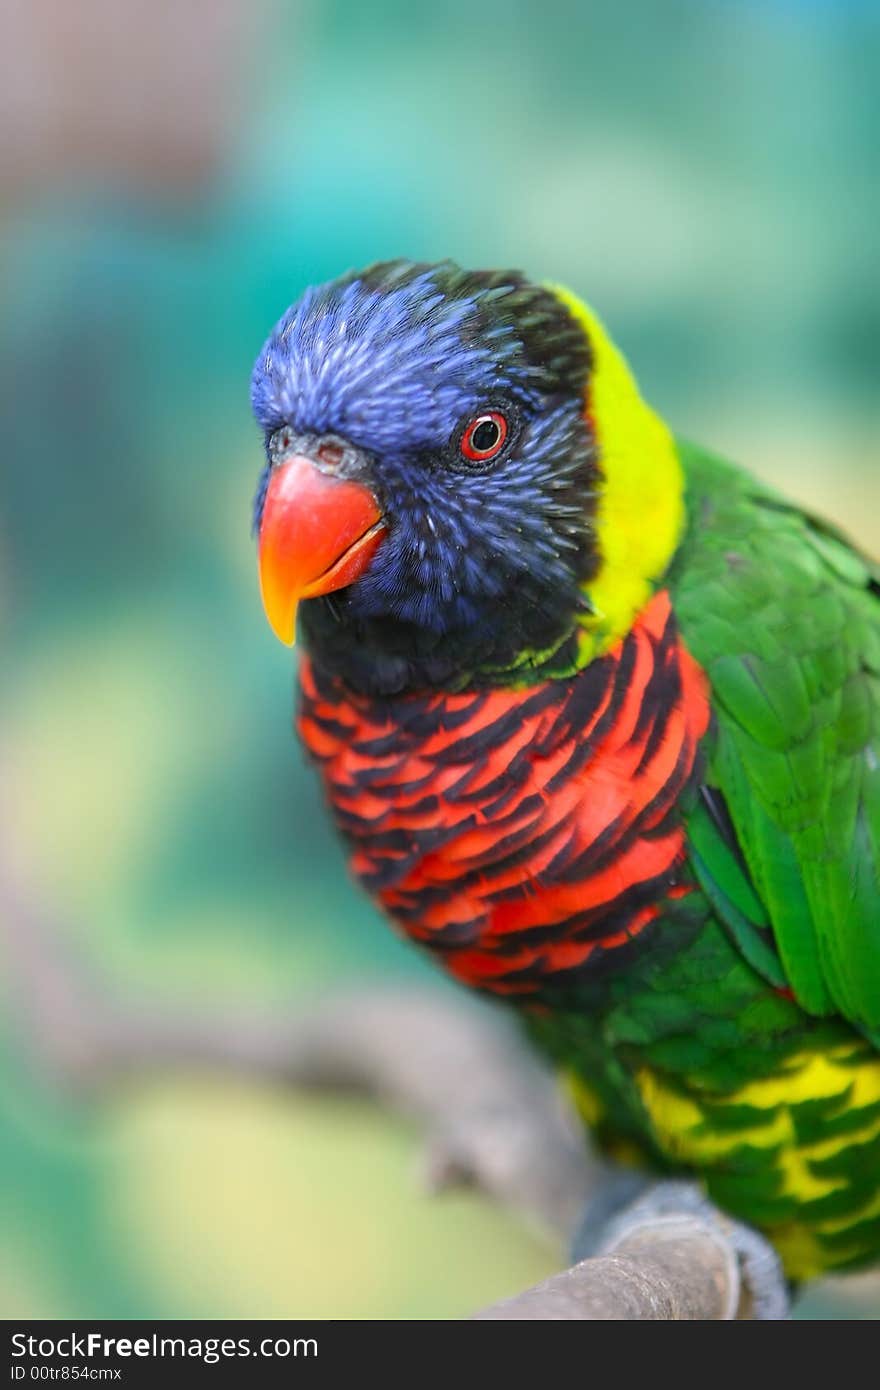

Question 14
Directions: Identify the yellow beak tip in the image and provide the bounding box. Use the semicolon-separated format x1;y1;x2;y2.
261;589;298;647
269;614;297;648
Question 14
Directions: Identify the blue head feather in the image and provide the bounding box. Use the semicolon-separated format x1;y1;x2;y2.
250;260;598;692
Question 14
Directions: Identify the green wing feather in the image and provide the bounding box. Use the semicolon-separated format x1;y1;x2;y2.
671;443;880;1034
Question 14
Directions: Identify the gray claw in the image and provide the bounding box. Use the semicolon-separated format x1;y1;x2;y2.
573;1177;791;1320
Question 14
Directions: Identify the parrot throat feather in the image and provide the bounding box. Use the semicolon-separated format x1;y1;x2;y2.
298;591;711;997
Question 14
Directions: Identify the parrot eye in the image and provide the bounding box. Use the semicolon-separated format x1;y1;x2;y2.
459;412;508;463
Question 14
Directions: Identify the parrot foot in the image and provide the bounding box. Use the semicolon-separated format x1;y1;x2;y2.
571;1177;791;1320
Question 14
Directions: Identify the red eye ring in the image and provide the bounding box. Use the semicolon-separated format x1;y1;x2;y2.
460;411;508;462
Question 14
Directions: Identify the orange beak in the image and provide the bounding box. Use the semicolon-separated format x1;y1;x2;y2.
257;454;386;645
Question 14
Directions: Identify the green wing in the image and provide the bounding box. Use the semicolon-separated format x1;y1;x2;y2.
671;442;880;1035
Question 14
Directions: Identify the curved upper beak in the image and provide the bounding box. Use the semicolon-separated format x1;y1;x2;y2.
257;451;386;645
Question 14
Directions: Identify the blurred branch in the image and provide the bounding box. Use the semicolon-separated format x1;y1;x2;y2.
0;0;274;200
0;817;747;1318
0;846;592;1239
478;1217;739;1320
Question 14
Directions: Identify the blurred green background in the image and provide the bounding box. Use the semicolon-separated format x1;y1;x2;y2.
1;0;878;1320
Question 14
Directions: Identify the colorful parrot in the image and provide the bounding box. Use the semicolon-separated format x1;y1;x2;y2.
249;260;880;1301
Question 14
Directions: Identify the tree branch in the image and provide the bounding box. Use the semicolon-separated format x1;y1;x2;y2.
478;1218;739;1319
0;819;746;1317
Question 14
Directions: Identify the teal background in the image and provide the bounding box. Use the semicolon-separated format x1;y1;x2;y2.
0;0;878;1318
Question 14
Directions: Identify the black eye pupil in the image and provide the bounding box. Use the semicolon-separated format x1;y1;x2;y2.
471;419;500;453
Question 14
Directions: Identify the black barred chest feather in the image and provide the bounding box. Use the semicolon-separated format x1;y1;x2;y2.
297;592;711;997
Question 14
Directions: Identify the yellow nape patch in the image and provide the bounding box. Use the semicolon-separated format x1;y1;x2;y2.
633;1044;880;1280
548;285;685;660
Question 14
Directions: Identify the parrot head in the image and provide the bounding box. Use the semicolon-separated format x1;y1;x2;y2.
250;259;669;693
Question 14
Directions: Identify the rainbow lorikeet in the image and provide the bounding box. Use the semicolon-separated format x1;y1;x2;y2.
249;260;880;1292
